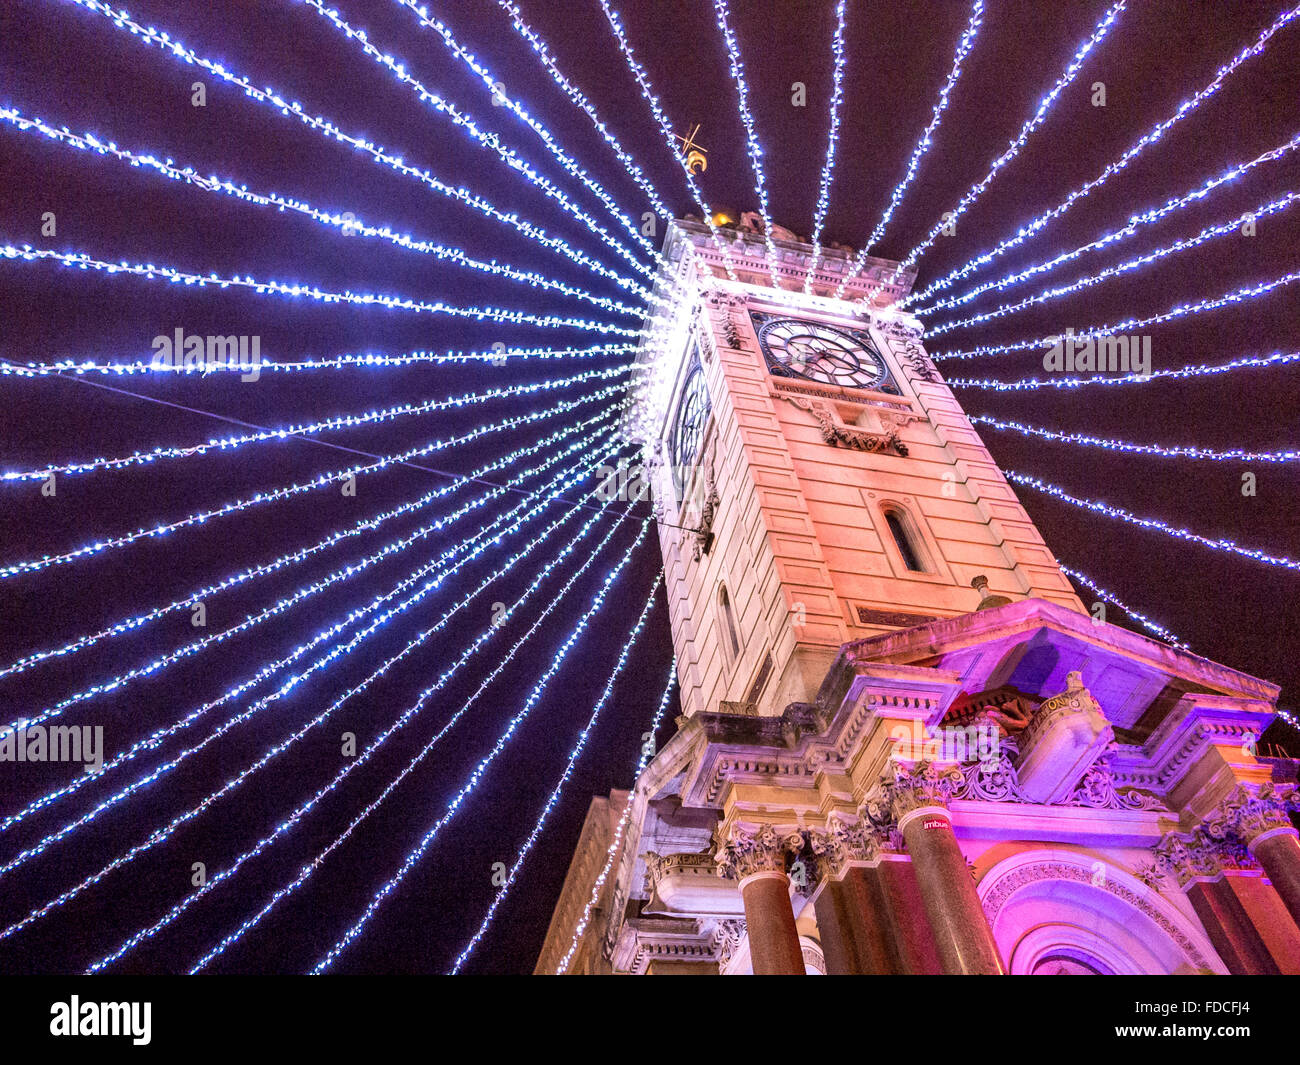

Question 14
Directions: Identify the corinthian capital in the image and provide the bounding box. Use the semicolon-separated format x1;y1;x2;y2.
714;822;804;882
863;760;963;828
808;813;881;879
1204;782;1300;846
1152;828;1255;888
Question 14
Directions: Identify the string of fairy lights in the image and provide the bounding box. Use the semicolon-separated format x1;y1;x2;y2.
0;0;1295;977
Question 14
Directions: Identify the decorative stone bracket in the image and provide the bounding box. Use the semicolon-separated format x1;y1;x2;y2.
780;393;909;456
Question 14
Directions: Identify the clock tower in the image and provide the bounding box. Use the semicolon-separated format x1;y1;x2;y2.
629;215;1084;724
537;215;1296;978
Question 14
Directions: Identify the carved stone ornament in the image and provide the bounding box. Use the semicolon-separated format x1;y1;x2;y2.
807;812;882;879
1150;828;1257;888
712;918;746;969
882;329;941;384
782;394;908;456
714;822;805;881
690;477;720;561
947;736;1167;812
1203;781;1300;846
862;760;963;829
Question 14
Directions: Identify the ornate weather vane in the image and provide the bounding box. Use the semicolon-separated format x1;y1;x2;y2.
674;124;708;173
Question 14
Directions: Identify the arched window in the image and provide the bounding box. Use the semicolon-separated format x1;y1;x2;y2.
883;506;926;572
718;584;741;663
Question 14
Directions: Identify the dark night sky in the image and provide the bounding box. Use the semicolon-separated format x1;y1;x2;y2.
0;0;1296;974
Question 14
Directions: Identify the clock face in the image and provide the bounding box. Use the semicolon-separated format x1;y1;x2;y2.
670;356;710;474
755;316;892;391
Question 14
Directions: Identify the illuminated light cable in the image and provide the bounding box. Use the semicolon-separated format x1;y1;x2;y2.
451;579;662;973
946;350;1300;391
60;0;647;296
494;0;674;223
0;377;626;580
850;0;984;268
711;0;781;287
927;189;1300;336
1006;470;1300;570
554;658;676;973
9;420;617;739
906;2;1300;307
188;499;641;973
0;106;641;318
0;243;636;336
971;413;1298;464
1;458;620;942
388;0;664;271
85;488;639;974
803;0;849;294
3;365;628;482
896;0;1125;271
0;342;634;379
1060;566;1300;734
0;411;609;686
1058;563;1190;650
932;268;1300;361
3;412;613;738
310;521;652;973
915;130;1300;316
595;0;740;282
0;428;617;838
298;0;653;281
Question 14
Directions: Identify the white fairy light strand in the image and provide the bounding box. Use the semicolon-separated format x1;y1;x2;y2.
0;377;625;579
449;577;663;973
1006;470;1300;570
0;452;607;888
906;2;1300;307
0;427;616;836
857;0;984;260
595;0;741;282
3;365;628;482
926;188;1300;336
298;0;652;280
803;0;849;294
388;0;665;270
946;350;1300;391
931;267;1300;362
60;0;646;295
0;243;636;336
1060;565;1300;734
971;414;1298;464
85;493;641;973
6;418;616;740
310;521;652;973
553;659;676;973
188;501;642;973
1058;563;1190;650
0;106;641;317
1;460;620;944
898;0;1126;270
711;0;781;287
493;0;674;222
914;130;1300;317
0;342;633;379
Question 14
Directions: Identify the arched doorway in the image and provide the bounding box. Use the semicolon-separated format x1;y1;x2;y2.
977;849;1227;975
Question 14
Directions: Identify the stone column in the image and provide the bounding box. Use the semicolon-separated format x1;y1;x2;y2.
1209;782;1300;927
1155;829;1286;975
809;814;896;974
716;824;806;975
867;762;1004;975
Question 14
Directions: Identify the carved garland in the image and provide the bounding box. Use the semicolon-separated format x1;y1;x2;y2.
782;394;908;456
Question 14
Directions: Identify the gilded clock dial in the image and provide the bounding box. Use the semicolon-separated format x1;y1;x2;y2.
757;318;890;390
